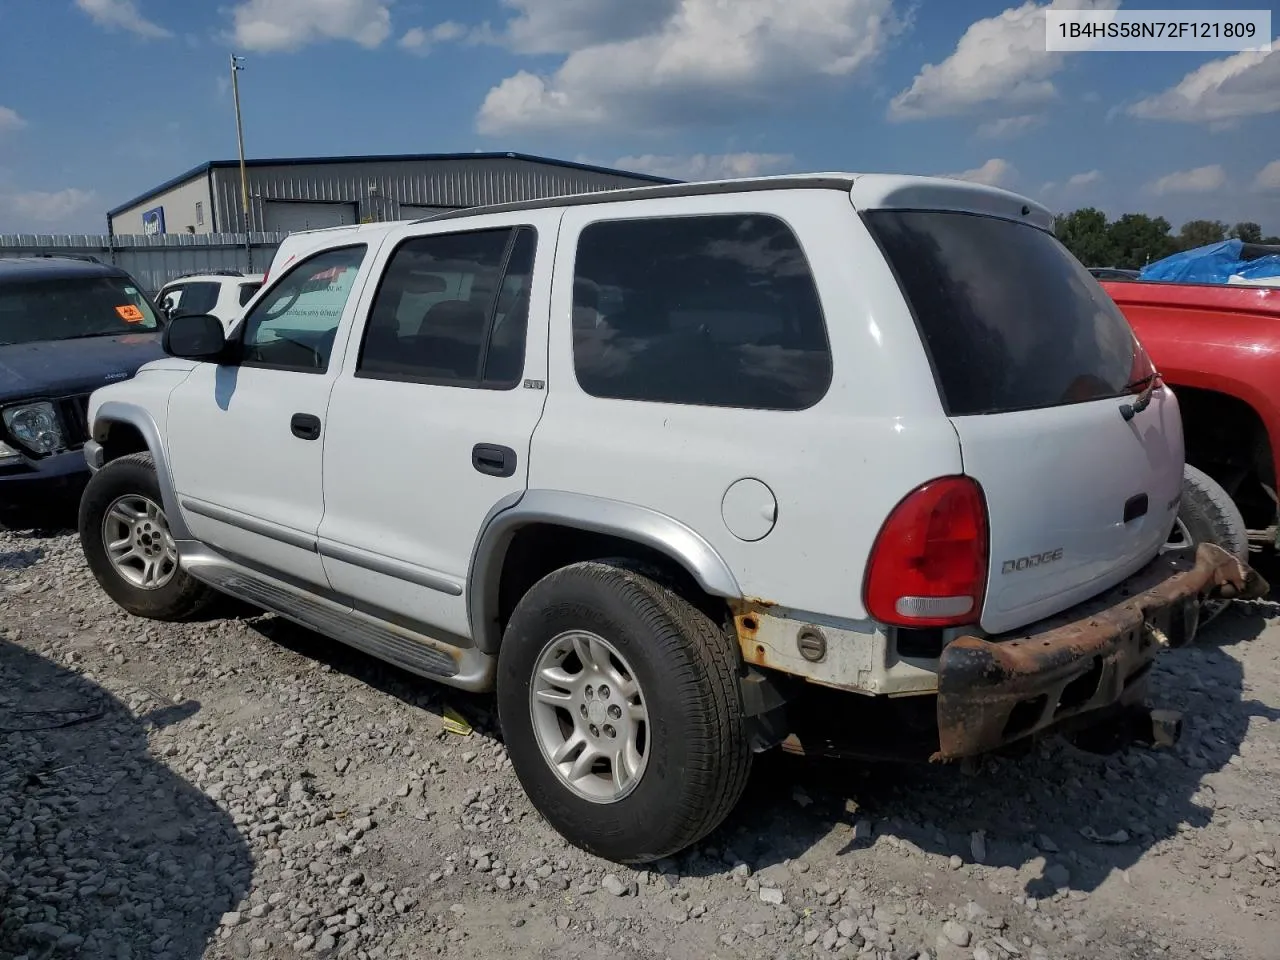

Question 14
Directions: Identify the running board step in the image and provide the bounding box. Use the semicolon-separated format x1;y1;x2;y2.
190;561;460;680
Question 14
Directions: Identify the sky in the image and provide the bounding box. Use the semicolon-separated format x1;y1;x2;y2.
0;0;1277;235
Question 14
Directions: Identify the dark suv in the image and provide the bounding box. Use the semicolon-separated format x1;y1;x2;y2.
0;257;165;508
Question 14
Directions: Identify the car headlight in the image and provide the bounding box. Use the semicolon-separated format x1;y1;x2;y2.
2;402;65;456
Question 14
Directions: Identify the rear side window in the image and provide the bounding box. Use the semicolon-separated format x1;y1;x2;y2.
866;210;1139;416
572;214;832;410
238;282;261;306
357;226;535;389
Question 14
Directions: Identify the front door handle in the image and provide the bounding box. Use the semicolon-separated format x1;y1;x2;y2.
472;443;516;478
291;413;322;441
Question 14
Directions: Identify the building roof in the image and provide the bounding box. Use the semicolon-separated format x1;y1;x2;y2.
0;255;128;283
106;152;679;219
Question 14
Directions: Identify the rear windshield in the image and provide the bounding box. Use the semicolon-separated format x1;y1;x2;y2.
866;210;1140;416
0;275;160;347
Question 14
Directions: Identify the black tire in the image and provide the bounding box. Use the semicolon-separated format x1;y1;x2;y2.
496;561;752;863
78;452;219;622
1169;464;1249;624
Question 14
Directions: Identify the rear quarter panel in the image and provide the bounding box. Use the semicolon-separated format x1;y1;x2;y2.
1102;280;1280;488
529;189;962;622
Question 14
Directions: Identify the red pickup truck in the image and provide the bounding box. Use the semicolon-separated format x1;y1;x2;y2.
1101;279;1280;566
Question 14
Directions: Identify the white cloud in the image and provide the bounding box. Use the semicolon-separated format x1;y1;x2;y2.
1253;160;1280;192
477;0;900;135
1067;169;1102;187
889;0;1117;121
943;158;1016;187
0;106;26;136
975;114;1042;139
1128;41;1280;123
1;188;97;228
231;0;391;53
399;21;465;55
614;152;795;181
1145;165;1226;196
75;0;171;39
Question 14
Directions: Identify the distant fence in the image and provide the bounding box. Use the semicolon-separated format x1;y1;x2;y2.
0;232;289;294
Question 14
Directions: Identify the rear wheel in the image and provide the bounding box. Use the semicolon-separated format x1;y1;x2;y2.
79;453;219;621
1162;463;1248;624
496;561;751;863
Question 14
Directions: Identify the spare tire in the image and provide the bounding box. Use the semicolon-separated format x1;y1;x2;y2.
1164;464;1249;624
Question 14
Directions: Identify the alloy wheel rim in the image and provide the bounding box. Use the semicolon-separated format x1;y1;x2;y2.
529;630;649;804
102;494;179;590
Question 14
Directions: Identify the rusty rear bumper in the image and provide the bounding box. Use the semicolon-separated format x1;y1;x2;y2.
934;543;1268;760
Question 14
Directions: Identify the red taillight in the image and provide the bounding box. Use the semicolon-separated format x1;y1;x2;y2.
863;477;989;628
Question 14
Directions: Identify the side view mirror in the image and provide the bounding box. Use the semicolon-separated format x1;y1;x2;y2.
162;314;229;362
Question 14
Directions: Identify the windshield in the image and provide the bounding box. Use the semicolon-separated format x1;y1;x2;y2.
0;275;160;347
865;209;1141;416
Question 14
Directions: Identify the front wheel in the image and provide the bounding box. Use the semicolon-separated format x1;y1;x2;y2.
496;561;752;863
78;453;218;621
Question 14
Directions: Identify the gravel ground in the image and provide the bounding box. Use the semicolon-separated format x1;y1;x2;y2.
2;517;1279;960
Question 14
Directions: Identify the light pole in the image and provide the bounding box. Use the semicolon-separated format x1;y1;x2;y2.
230;53;252;269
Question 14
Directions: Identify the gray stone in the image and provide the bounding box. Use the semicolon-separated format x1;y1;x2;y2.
760;887;785;905
942;921;971;947
601;874;628;897
970;832;987;864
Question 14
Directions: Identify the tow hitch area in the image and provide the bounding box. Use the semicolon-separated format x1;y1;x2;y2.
935;543;1268;760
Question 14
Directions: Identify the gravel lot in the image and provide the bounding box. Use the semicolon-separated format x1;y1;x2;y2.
2;515;1279;960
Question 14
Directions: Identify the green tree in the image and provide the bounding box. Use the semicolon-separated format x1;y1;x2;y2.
1229;221;1263;244
1107;214;1178;270
1177;219;1228;250
1054;207;1114;267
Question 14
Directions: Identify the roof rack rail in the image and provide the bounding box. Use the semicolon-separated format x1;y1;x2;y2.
27;253;102;264
167;269;246;280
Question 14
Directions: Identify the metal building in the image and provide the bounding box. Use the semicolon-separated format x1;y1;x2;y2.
106;152;674;237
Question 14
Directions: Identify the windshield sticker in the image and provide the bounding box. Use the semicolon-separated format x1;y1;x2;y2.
115;304;145;322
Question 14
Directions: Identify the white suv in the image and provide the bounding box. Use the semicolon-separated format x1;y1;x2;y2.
156;271;264;334
75;174;1264;864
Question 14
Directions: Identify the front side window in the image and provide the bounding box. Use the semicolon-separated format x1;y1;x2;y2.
0;275;160;346
240;245;366;372
572;214;832;410
357;226;535;388
238;282;261;307
165;281;220;318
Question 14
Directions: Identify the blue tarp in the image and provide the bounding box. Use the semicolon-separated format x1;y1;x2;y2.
1139;238;1280;284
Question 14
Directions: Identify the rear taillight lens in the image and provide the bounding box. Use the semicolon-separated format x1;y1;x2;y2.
863;476;989;628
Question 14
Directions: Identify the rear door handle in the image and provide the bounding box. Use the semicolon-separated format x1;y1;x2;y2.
472;443;516;478
291;413;322;441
